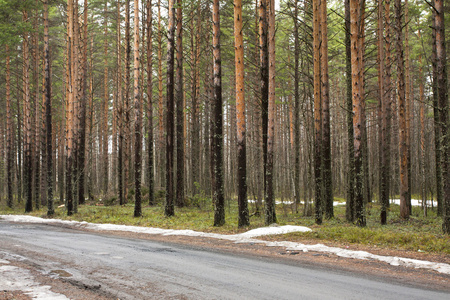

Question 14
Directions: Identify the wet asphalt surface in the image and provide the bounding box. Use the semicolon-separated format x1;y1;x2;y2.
0;220;448;299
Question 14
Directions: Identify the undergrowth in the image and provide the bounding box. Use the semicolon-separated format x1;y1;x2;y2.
1;197;448;254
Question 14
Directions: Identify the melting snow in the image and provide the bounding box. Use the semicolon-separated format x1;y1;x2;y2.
1;215;449;275
0;259;69;300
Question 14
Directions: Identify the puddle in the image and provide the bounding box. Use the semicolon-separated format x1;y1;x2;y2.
50;269;72;278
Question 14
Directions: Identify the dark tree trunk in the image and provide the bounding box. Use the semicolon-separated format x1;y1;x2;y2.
44;0;54;216
344;0;355;222
165;0;175;217
175;0;185;208
434;0;450;234
6;45;13;209
321;0;333;219
146;0;154;205
212;0;225;226
134;0;142;218
235;0;250;227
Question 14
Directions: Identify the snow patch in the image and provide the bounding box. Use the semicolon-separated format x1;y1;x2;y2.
0;262;69;300
1;215;449;275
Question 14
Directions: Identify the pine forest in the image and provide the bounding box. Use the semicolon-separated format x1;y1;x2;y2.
0;0;449;234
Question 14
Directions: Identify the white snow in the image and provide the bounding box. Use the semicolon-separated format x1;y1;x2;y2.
0;259;69;300
1;214;449;275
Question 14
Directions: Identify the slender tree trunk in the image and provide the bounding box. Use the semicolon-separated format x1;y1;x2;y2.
419;53;426;216
395;0;409;219
265;0;276;226
259;0;269;198
212;0;225;226
44;0;54;216
176;0;185;207
434;0;449;234
313;0;322;224
124;0;131;202
378;0;388;224
235;0;250;227
345;0;355;222
117;0;125;205
6;45;13;209
78;0;88;206
146;0;154;205
23;11;33;213
165;0;175;217
103;1;109;195
350;0;366;226
321;0;333;219
404;0;412;214
157;0;164;188
134;0;142;217
293;0;300;212
66;0;74;215
32;5;40;210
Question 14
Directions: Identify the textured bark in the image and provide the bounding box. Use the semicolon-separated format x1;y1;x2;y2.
117;0;125;206
66;0;74;215
78;0;88;206
103;1;109;195
146;0;154;205
395;0;409;219
212;0;225;226
6;45;13;209
23;11;33;213
434;0;449;234
175;0;184;208
344;0;355;222
404;0;412;213
293;0;300;212
134;0;142;217
44;0;54;216
321;0;333;219
259;0;269;196
313;0;322;225
165;0;175;217
350;0;366;226
265;0;276;226
235;0;249;227
378;0;387;224
419;53;426;216
124;0;131;202
431;6;443;217
157;0;164;188
32;5;40;210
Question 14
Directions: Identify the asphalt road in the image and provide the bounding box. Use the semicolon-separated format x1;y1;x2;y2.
0;220;447;299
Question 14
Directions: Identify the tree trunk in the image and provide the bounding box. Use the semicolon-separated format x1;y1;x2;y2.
395;0;409;219
165;0;175;217
134;0;142;217
146;0;154;205
313;0;322;224
176;0;185;208
235;0;250;227
345;0;355;222
6;45;13;209
44;0;54;216
434;0;449;234
212;0;225;226
265;0;276;226
350;0;366;227
259;0;269;198
23;11;33;213
321;0;333;219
